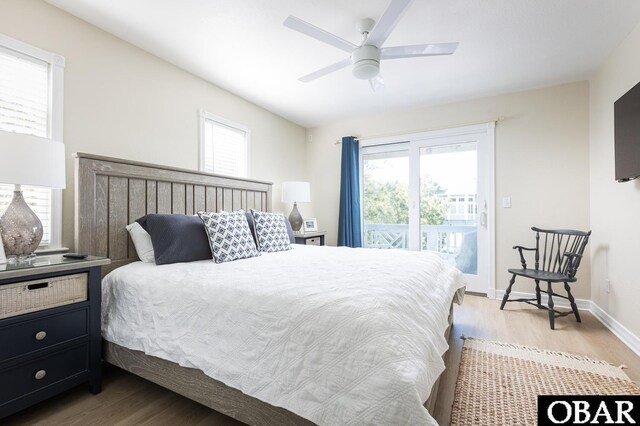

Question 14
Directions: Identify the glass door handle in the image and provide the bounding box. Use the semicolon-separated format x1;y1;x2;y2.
480;212;487;227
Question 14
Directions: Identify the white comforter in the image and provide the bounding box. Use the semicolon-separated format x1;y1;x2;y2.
102;245;465;425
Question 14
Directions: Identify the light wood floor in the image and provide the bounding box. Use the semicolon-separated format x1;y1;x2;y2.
5;295;639;425
432;295;640;424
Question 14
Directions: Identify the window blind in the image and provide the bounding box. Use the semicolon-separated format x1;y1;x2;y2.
0;46;48;137
0;45;52;248
203;119;248;177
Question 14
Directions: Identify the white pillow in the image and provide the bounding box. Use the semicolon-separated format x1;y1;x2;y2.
125;222;155;263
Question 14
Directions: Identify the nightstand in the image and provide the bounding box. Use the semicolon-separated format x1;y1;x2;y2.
294;231;326;246
0;255;110;419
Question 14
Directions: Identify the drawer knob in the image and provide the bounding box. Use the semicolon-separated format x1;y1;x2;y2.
35;370;46;380
35;331;47;341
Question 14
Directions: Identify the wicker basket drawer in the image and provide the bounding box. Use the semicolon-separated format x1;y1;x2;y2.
0;273;88;319
305;237;321;246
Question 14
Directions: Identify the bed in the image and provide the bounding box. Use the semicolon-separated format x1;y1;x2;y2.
74;153;465;425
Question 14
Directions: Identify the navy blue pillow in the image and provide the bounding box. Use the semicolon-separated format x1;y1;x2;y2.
136;214;212;265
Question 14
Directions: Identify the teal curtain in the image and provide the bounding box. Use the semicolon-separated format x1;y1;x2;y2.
338;136;362;247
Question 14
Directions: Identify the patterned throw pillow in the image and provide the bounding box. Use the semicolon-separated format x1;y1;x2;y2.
197;210;260;263
251;210;292;253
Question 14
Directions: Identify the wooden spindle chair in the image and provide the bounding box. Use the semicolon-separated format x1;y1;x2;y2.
500;227;591;329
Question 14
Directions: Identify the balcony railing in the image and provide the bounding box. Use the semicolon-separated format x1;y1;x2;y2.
363;223;477;274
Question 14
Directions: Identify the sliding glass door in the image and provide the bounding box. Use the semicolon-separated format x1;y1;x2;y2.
360;125;493;294
418;141;477;271
362;143;410;249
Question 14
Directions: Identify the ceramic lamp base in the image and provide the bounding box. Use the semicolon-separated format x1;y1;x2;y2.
0;232;6;265
288;202;303;232
0;187;43;256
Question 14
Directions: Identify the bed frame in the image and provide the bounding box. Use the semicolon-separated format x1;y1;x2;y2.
74;152;451;425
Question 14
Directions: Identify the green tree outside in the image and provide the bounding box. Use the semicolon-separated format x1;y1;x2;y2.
419;176;449;225
363;175;450;225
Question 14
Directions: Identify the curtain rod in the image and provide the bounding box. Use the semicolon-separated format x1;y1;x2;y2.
333;116;505;145
334;137;359;145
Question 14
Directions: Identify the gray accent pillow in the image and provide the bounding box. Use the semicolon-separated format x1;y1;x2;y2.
136;214;212;265
284;217;295;243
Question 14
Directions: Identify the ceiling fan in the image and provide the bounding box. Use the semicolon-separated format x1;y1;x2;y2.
283;0;459;91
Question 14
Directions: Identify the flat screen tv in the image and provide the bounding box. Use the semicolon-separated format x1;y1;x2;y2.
614;81;640;182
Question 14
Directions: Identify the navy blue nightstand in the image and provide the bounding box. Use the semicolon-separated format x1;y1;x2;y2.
0;255;110;419
294;232;326;246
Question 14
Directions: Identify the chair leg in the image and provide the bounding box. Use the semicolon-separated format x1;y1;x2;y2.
535;279;541;307
564;282;581;323
547;281;555;330
500;274;516;310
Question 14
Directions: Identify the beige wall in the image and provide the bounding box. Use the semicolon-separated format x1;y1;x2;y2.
306;81;591;297
0;1;599;303
589;22;640;337
0;0;307;250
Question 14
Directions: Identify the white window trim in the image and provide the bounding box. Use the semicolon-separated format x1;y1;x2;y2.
0;33;65;251
198;109;251;177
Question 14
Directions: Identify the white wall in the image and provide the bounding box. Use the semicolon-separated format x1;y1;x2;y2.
589;22;640;338
0;0;307;250
306;82;591;297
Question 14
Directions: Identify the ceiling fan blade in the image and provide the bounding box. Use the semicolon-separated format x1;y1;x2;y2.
284;16;357;53
299;58;351;82
366;0;414;47
369;75;385;92
381;42;459;60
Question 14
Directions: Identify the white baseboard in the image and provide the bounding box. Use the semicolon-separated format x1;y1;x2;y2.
495;289;591;311
493;289;640;357
486;287;496;299
590;302;640;357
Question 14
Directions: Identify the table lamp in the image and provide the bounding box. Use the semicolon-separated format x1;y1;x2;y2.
0;232;6;265
0;131;66;258
281;181;310;232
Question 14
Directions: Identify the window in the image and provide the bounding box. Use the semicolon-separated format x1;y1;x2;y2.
199;110;249;178
0;33;65;250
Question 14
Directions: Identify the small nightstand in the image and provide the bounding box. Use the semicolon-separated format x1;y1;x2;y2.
294;231;326;246
0;255;110;419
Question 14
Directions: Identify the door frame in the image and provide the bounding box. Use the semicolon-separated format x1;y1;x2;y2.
359;122;496;296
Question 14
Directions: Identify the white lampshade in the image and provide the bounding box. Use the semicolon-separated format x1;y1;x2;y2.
281;181;310;203
0;131;66;189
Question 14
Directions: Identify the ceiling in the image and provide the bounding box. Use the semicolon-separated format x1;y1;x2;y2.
46;0;640;128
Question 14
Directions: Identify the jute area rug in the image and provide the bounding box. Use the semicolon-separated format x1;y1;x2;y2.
450;337;640;425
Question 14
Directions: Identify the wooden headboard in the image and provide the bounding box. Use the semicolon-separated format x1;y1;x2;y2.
74;153;272;276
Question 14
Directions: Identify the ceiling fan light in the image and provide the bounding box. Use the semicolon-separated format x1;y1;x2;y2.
352;60;379;80
351;45;381;80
